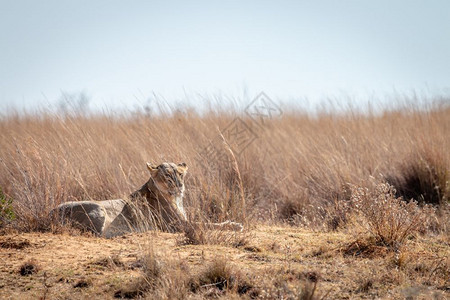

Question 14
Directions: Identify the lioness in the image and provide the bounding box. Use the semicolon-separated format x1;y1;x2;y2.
54;162;243;236
130;162;243;232
129;162;189;232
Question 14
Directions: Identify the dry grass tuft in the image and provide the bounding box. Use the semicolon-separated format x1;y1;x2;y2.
178;220;249;246
91;255;125;270
250;266;329;299
115;247;191;299
189;257;257;298
116;251;257;299
0;236;31;249
73;278;92;289
349;183;435;249
341;236;390;258
114;249;161;298
387;149;449;206
19;259;40;276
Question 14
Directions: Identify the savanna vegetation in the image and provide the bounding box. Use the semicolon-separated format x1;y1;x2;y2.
0;97;448;299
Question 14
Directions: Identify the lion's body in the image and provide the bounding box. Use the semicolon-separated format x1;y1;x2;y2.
54;162;243;236
129;162;243;232
129;162;188;232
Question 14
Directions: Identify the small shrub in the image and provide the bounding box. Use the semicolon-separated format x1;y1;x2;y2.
298;280;320;300
278;185;352;231
19;259;40;276
350;183;435;248
341;236;389;258
324;196;352;231
73;278;92;288
179;219;249;246
278;194;326;229
355;277;374;293
279;196;305;223
192;258;232;292
115;248;192;299
255;267;327;300
114;248;161;298
141;249;163;287
0;188;15;227
0;237;31;249
91;255;124;270
388;152;449;206
190;257;255;297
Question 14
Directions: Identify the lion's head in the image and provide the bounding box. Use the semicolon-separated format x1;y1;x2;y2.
146;162;188;198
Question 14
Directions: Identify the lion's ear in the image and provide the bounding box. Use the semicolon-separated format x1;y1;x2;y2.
146;162;158;176
177;162;188;174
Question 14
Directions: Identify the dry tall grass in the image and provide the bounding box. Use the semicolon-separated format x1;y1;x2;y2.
0;100;448;233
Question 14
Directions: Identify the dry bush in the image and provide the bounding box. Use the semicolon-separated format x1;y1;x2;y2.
407;256;449;287
19;258;40;276
114;248;166;298
341;236;390;258
185;257;257;298
349;183;435;248
117;251;255;299
178;219;249;247
0;187;15;228
0;99;448;233
90;255;125;270
387;149;449;206
251;266;328;300
190;258;244;294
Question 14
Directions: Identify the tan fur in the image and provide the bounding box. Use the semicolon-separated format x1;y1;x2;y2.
130;162;242;232
130;162;187;232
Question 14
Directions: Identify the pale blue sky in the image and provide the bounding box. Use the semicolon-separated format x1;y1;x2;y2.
1;0;449;112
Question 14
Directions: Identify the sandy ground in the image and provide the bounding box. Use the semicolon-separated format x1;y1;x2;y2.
0;226;448;299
